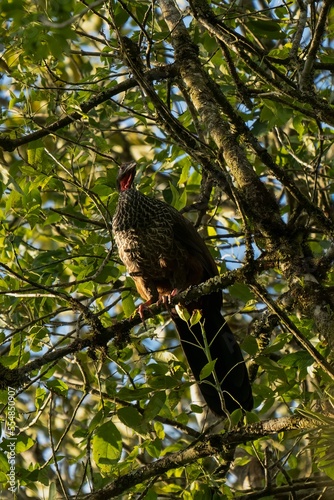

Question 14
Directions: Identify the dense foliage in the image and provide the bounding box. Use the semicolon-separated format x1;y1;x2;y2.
1;0;334;498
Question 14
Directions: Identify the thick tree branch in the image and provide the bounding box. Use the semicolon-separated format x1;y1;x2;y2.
159;0;286;242
155;0;334;347
82;415;320;499
0;65;177;152
189;0;334;127
0;265;249;389
299;0;334;91
289;1;308;60
250;281;334;380
3;257;333;404
243;476;334;499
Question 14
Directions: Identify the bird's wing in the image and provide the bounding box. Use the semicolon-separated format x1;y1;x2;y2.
172;213;219;279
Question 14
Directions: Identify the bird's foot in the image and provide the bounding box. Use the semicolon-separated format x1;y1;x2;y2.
137;299;153;323
162;289;179;306
161;289;180;314
161;295;170;307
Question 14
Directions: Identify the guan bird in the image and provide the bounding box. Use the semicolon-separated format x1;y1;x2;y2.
112;162;253;415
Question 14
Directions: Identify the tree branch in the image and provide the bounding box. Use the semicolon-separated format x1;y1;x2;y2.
243;476;334;499
299;0;334;91
0;65;177;152
189;0;334;127
249;281;334;381
159;0;286;241
82;415;319;499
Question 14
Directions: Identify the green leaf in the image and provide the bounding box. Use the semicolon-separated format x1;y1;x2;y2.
145;437;162;459
27;146;44;166
154;421;165;439
246;19;286;39
190;309;202;326
178;161;191;185
228;408;243;425
278;351;314;369
121;291;136;317
117;406;143;431
0;471;8;483
46;379;68;396
268;45;292;60
199;360;216;380
16;435;34;453
319;464;334;480
48;482;57;500
244;411;260;424
92;421;122;473
87;409;105;434
143;392;166;421
241;335;258;356
190;404;204;414
147;376;179;390
35;387;47;410
169;182;187;211
117;387;152;402
0;356;19;368
260;99;293;127
175;304;190;322
229;283;254;303
0;452;9;473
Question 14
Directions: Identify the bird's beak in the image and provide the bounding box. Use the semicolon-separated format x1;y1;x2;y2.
120;161;137;175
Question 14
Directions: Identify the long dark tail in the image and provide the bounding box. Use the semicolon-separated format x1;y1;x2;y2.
172;293;253;416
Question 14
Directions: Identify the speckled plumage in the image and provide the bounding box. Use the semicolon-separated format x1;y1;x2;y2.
112;162;253;416
113;185;216;301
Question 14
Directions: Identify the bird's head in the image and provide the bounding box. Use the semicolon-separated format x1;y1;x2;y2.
116;161;137;192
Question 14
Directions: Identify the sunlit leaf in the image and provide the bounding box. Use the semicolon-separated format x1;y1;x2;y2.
92;421;122;473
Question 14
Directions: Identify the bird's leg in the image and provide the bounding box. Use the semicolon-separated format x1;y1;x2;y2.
161;289;182;319
138;294;167;320
163;288;180;307
140;292;177;321
161;295;170;306
159;288;178;309
133;276;159;322
138;298;154;322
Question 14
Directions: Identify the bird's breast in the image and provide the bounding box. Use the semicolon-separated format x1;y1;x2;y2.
115;226;173;261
